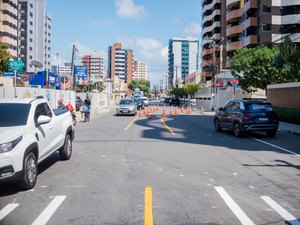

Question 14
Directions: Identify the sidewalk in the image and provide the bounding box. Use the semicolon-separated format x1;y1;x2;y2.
75;104;115;122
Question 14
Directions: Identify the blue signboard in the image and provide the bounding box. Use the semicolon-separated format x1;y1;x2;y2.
74;66;88;85
3;72;22;78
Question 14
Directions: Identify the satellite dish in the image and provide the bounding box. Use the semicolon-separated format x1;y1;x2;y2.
31;60;43;68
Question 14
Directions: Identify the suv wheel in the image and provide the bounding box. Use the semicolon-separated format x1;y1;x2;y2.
266;130;277;138
59;134;72;160
18;152;37;190
233;122;242;137
214;119;222;132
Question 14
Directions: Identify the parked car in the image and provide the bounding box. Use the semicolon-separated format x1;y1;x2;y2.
133;96;145;110
76;96;83;111
0;98;75;189
164;97;171;104
214;100;279;137
160;97;166;103
141;97;149;107
116;99;136;116
169;97;180;106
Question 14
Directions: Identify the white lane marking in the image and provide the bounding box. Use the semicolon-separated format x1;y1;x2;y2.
250;137;300;157
0;203;19;221
31;195;66;225
215;186;255;225
261;196;300;225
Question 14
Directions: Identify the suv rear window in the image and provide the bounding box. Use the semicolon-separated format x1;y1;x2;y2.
245;103;273;111
0;103;31;127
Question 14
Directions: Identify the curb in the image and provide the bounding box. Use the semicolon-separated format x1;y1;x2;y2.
279;129;300;136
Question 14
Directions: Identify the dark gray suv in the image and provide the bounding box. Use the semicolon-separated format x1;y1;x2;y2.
214;100;279;137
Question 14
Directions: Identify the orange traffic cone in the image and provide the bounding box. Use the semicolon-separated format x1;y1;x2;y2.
144;107;147;115
139;110;143;117
162;108;166;117
169;107;173;115
181;105;185;113
148;110;152;119
201;106;205;114
175;107;179;115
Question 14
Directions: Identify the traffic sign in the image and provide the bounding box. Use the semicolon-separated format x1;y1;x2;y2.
8;60;23;72
3;72;22;78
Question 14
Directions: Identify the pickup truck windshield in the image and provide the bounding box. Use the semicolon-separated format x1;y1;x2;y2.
0;103;31;127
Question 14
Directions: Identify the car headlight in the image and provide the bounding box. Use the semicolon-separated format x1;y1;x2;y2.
130;106;134;110
0;136;23;153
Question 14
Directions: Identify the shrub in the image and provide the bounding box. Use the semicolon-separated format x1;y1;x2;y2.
274;107;300;124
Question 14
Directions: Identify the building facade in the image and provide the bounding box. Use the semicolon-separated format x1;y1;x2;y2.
19;0;51;73
108;43;134;87
133;61;148;80
0;0;18;58
82;54;104;81
168;36;199;88
201;0;300;81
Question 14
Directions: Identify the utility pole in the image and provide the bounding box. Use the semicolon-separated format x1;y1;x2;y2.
175;66;178;88
71;45;76;90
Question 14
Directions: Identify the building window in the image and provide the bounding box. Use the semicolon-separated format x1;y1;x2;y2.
263;5;271;13
30;12;33;17
30;21;33;26
29;47;32;51
30;3;33;8
262;24;272;31
29;38;33;42
29;55;33;59
29;30;33;34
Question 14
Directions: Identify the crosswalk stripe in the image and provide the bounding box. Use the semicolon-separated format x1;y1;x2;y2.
31;196;66;225
0;203;19;221
215;186;255;225
261;196;300;225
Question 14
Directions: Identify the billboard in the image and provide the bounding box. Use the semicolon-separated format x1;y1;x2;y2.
74;66;88;85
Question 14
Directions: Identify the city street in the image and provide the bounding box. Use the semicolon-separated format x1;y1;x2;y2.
1;106;300;225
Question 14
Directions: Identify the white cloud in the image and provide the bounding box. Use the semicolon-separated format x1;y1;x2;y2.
71;41;106;58
51;54;68;66
161;46;168;60
183;22;202;36
90;19;112;27
115;0;146;19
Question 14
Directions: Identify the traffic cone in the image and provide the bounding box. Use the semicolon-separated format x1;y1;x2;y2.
162;108;166;117
144;107;147;115
175;107;179;115
139;110;143;117
181;105;185;113
201;106;205;114
170;107;173;115
148;110;152;119
157;105;160;111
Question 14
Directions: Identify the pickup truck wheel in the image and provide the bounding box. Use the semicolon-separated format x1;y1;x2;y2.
18;152;37;190
214;119;222;132
59;134;72;160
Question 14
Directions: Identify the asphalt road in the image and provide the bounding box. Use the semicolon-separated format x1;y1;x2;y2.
1;104;300;225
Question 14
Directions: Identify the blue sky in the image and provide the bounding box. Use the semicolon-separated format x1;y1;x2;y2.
47;0;202;84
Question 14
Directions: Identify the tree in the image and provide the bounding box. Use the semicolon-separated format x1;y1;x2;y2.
183;84;199;99
87;80;105;92
231;46;281;93
0;43;12;74
170;88;185;98
128;79;151;93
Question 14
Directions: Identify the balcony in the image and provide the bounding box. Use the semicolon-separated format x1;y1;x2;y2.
227;17;258;37
227;8;243;22
227;0;240;8
202;21;221;34
203;0;220;13
202;9;221;24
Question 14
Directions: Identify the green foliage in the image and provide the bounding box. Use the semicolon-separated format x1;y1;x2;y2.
231;45;281;93
170;88;185;97
274;107;300;125
87;80;105;92
128;79;151;93
183;84;199;98
0;43;12;74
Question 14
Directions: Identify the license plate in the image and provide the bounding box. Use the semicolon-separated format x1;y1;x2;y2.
123;111;128;113
259;118;268;121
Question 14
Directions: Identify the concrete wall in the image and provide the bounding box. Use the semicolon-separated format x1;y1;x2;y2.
267;82;300;109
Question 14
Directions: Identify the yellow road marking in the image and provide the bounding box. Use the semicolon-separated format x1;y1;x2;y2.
144;186;153;225
124;115;139;131
161;117;176;136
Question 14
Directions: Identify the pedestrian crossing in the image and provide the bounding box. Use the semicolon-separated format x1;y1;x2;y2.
0;188;299;225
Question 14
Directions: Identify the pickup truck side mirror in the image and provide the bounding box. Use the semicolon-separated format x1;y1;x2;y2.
37;115;51;125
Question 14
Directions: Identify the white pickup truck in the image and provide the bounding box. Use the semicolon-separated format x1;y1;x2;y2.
0;98;75;189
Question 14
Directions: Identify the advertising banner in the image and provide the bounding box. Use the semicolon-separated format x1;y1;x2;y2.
74;66;88;85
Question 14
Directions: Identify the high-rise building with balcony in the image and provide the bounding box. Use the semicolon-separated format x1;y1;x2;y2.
82;54;104;81
133;61;148;80
0;0;18;58
19;0;51;73
108;43;134;83
201;0;300;80
168;36;199;88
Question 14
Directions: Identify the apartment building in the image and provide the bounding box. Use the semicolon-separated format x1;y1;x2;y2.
168;36;199;88
19;0;51;73
108;43;134;83
82;54;104;81
133;61;148;80
201;0;300;81
0;0;18;58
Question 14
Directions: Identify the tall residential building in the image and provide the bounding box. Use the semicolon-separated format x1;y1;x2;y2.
168;36;199;88
0;0;18;58
201;0;300;81
82;54;104;81
19;0;52;73
133;61;148;80
108;43;134;83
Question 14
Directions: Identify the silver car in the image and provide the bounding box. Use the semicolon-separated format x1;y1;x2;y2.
116;99;137;116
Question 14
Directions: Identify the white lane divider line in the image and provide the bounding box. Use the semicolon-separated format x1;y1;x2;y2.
215;186;255;225
250;137;300;157
31;195;66;225
261;196;300;225
0;203;19;221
